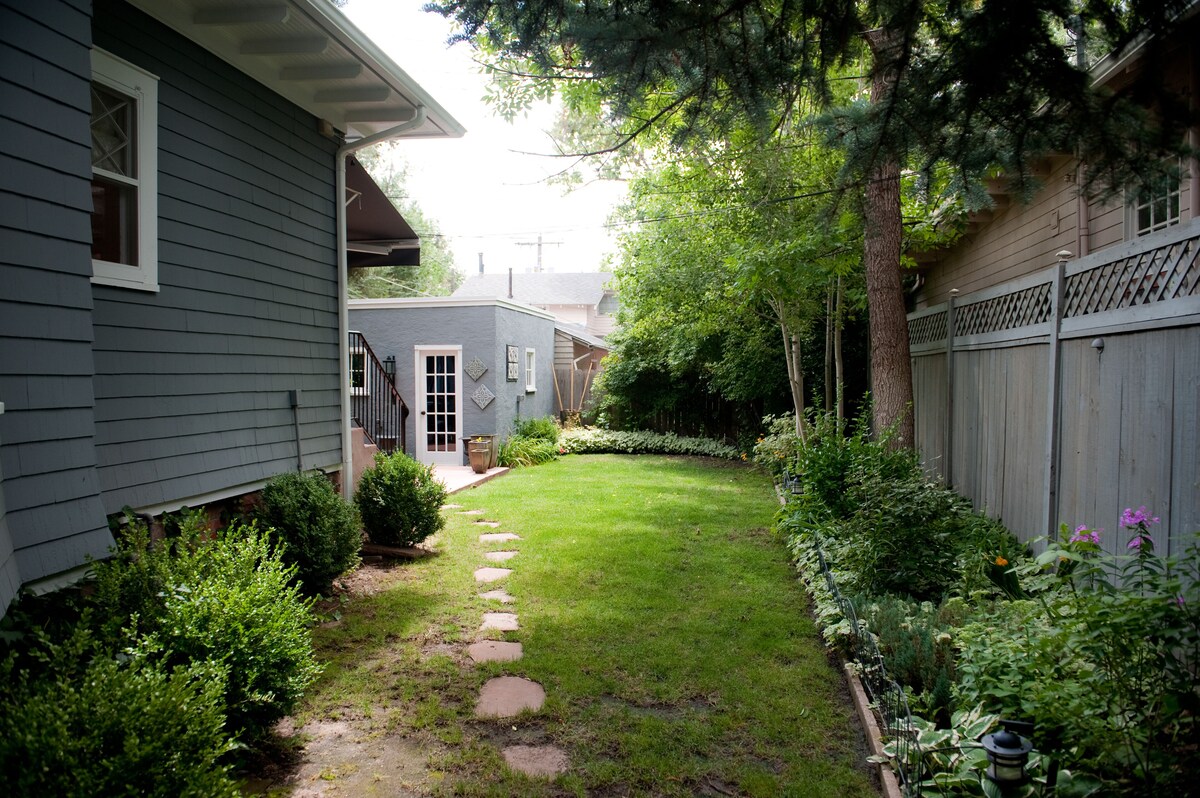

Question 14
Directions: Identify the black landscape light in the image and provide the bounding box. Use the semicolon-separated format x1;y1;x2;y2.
982;723;1034;786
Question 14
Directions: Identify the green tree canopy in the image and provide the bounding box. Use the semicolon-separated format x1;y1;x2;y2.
348;145;462;298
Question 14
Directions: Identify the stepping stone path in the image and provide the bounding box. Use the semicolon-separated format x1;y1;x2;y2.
444;504;463;510
467;640;523;663
481;612;519;631
475;676;545;718
459;507;568;778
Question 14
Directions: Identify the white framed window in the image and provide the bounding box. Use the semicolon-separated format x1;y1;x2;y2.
90;48;158;291
524;348;536;392
1127;168;1181;238
349;352;368;396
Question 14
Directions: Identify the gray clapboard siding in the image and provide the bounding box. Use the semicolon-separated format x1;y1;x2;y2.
89;1;342;514
0;0;113;595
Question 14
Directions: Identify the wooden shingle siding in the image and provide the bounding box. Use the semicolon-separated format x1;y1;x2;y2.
0;0;113;596
89;0;342;514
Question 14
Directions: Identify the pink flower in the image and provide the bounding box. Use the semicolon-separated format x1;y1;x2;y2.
1120;506;1160;528
1069;525;1100;545
1127;534;1154;551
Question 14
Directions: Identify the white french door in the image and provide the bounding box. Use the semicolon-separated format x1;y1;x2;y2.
414;346;462;466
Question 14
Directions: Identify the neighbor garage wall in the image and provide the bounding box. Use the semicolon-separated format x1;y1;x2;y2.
0;0;114;600
89;0;343;513
350;300;555;463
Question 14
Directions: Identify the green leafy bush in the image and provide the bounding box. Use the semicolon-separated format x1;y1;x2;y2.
789;409;918;523
355;451;446;547
90;513;180;644
136;523;321;737
257;471;361;593
558;427;740;459
512;415;560;443
751;413;804;478
0;630;237;798
958;529;1200;795
498;435;559;467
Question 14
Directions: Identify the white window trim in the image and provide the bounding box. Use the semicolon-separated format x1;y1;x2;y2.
1125;163;1182;240
91;48;159;292
524;347;537;392
349;352;368;396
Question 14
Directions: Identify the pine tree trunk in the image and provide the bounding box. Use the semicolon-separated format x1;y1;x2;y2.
864;29;914;448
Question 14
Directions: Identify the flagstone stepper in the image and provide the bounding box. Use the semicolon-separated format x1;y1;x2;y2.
474;567;512;583
480;532;521;543
459;509;485;515
481;612;518;631
475;677;545;718
474;520;501;528
502;744;569;778
485;550;518;562
478;589;515;603
467;640;523;663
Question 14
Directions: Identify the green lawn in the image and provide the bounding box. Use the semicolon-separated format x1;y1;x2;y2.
283;455;877;797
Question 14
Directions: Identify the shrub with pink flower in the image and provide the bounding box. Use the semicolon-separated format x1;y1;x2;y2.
1120;505;1159;555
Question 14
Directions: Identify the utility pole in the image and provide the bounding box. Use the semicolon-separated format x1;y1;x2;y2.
515;234;563;272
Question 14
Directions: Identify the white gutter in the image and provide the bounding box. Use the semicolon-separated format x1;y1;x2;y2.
336;106;427;498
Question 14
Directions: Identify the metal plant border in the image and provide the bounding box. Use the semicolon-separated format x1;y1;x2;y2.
807;531;925;795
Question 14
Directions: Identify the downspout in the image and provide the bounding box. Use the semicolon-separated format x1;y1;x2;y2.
336;107;427;498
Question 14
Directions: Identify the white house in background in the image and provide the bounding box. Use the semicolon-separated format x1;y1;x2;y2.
452;272;619;339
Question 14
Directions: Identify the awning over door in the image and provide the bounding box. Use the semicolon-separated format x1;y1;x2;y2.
346;155;420;268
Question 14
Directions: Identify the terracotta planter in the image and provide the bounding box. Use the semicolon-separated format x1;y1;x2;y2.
468;443;490;474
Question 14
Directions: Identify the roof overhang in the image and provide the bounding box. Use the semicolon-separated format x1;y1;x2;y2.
345;155;420;268
126;0;465;141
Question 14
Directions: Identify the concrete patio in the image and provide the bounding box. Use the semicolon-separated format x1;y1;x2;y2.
433;465;509;494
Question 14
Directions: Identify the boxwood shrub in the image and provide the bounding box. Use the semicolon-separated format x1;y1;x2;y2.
257;471;362;594
355;451;446;547
0;630;237;798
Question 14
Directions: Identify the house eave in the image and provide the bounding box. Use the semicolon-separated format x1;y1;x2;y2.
125;0;466;141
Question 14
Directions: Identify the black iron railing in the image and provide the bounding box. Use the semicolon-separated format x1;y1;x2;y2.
348;331;408;454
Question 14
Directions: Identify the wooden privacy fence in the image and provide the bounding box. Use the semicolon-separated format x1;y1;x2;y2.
908;218;1200;558
552;365;599;418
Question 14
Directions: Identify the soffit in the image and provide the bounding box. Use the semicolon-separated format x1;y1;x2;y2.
126;0;465;141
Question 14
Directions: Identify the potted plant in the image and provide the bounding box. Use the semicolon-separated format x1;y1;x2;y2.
467;437;490;473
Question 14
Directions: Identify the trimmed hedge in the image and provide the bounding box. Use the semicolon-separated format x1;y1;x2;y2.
558;427;740;459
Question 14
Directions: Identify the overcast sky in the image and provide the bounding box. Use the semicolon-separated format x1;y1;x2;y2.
341;0;628;277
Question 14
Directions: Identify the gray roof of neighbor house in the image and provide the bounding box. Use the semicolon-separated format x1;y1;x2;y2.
554;322;609;351
453;272;615;306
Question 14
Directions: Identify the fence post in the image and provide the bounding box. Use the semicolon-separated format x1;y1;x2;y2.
945;291;958;488
1044;252;1070;536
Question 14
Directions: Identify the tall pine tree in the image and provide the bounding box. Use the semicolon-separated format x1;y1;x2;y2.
431;0;1195;445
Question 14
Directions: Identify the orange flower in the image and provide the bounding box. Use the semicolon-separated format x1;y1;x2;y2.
994;555;1009;567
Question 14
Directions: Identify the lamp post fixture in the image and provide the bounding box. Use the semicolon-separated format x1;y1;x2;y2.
982;724;1035;788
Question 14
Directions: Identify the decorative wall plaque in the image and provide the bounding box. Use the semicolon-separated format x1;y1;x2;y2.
465;357;487;381
505;345;519;382
471;384;496;410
